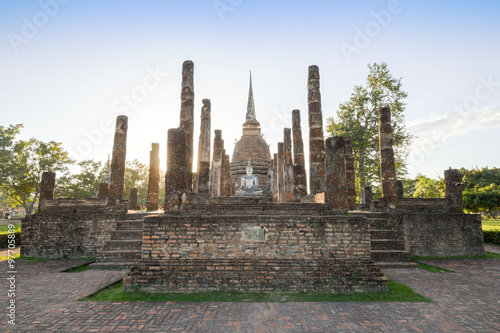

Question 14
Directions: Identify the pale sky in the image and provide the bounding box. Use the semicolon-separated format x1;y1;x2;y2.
1;0;499;180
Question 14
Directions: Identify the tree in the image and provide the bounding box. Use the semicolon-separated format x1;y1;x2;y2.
463;184;500;218
411;174;444;199
461;167;500;190
123;159;149;206
55;160;106;199
0;125;74;214
326;63;414;202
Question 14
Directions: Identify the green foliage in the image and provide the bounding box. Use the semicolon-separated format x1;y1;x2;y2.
0;230;21;248
55;160;106;198
461;167;500;190
83;280;431;303
463;184;500;218
123;159;149;206
326;63;413;201
0;124;74;214
410;174;445;199
483;230;500;245
482;219;500;231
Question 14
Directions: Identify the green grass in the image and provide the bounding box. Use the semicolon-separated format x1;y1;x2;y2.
0;223;21;234
414;261;453;272
483;219;500;231
63;263;91;273
82;280;432;303
413;252;500;260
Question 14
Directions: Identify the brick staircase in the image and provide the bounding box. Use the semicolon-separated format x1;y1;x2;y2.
367;215;417;269
89;214;145;270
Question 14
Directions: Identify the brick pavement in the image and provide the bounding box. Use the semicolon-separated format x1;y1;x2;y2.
1;258;499;332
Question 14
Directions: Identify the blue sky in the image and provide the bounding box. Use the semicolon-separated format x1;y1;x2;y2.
1;0;499;180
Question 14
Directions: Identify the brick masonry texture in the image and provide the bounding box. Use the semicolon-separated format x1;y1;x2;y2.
124;213;387;293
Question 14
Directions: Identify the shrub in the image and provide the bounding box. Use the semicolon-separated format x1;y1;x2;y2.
0;231;21;249
483;230;500;246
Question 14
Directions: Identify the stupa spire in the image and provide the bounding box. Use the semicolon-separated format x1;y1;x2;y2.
244;71;260;128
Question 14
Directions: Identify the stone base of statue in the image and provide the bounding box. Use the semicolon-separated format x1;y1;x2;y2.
235;188;264;197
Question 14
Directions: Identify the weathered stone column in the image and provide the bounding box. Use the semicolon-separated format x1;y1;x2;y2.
165;128;187;211
221;153;232;197
97;183;109;199
397;180;404;198
445;168;463;213
378;107;398;209
146;143;160;210
344;136;356;210
129;188;138;210
196;99;211;194
209;130;223;197
307;65;326;194
325;136;347;209
38;171;56;212
109;115;128;204
364;185;373;206
292;109;307;198
283;128;294;202
179;60;194;192
272;153;278;202
277;142;284;202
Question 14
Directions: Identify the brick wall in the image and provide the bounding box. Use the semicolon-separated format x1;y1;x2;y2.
22;212;123;258
390;212;484;257
125;214;388;293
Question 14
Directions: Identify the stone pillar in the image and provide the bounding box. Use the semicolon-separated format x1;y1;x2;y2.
97;183;109;199
445;168;463;213
165;128;187;211
179;60;194;192
283;128;294;202
378;107;398;209
364;185;373;206
109;115;128;204
397;180;404;198
38;171;56;212
325;136;347;209
210;130;223;197
307;65;326;194
272;153;278;202
277;142;284;203
292;109;307;198
196;99;211;194
221;153;232;197
145;143;160;210
129;188;138;210
344;136;356;210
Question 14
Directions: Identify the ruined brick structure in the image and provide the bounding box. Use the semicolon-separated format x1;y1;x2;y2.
145;143;160;210
38;171;56;212
129;188;138;210
22;61;485;295
108;115;128;204
179;60;195;191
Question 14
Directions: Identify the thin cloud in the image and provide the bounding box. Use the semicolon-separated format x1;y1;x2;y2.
407;106;500;152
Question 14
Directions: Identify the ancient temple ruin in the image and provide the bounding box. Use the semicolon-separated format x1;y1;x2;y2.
22;60;485;294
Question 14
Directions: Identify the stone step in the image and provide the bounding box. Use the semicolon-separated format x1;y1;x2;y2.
111;230;142;240
371;250;411;262
377;261;419;269
370;229;400;240
116;220;143;230
369;218;395;230
96;249;142;262
89;261;138;271
371;239;405;251
103;239;142;251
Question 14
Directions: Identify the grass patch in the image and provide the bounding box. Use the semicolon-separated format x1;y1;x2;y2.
482;219;500;231
0;253;20;260
0;224;21;234
82;280;432;303
63;263;91;273
414;261;453;272
413;252;500;260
